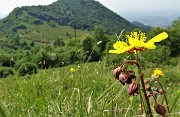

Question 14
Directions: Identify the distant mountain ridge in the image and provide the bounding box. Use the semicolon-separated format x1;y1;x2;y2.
0;0;137;38
132;21;152;32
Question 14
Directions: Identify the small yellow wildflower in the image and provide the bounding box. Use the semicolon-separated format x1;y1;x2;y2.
152;68;164;78
70;68;75;73
138;104;143;111
129;96;133;102
69;74;74;79
109;31;168;54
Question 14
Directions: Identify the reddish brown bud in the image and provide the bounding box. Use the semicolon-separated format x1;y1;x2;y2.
128;82;139;96
127;70;136;79
154;103;166;116
119;73;128;85
126;71;136;84
113;67;122;79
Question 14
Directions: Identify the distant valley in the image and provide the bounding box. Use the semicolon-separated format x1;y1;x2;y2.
121;11;180;28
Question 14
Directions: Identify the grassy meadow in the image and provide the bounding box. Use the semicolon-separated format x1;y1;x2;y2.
0;58;180;117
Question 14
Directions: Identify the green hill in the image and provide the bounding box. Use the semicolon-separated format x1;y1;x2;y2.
132;21;152;32
0;0;136;42
0;0;138;73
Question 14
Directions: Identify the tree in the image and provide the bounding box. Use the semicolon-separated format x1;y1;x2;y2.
82;35;93;52
167;18;180;56
82;35;93;61
147;19;180;57
53;37;65;47
94;26;108;52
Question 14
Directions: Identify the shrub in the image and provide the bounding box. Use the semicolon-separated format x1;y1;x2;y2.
0;54;15;67
33;51;56;69
33;19;43;25
18;62;37;76
14;24;27;30
53;38;65;47
141;45;171;64
0;67;14;78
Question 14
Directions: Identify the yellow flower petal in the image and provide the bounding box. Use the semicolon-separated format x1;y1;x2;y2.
109;49;126;54
113;41;128;49
144;43;156;49
70;68;75;72
147;32;168;44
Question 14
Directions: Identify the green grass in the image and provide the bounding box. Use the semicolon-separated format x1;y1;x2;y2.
0;61;179;117
18;23;90;43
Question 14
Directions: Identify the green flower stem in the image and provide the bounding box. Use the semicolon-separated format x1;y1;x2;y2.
139;73;153;117
153;79;170;114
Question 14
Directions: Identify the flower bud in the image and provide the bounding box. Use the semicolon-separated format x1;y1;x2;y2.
144;79;149;84
158;89;165;95
128;82;139;96
126;70;136;84
154;103;166;116
145;84;151;91
127;70;136;79
113;67;122;79
119;73;127;85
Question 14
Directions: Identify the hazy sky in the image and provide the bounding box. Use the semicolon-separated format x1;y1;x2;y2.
0;0;57;17
0;0;179;18
96;0;180;13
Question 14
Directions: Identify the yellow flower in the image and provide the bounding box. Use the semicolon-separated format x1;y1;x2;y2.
70;68;75;73
109;31;168;54
69;74;74;79
152;68;164;78
138;104;143;111
129;96;133;102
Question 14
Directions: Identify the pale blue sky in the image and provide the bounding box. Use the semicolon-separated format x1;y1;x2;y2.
0;0;179;18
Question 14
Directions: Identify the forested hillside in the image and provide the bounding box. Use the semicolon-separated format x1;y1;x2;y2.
0;0;136;39
0;0;179;78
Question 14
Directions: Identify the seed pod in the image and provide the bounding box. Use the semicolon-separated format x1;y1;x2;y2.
128;82;139;95
154;103;166;116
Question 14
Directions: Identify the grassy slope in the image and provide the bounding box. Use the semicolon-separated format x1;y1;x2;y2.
13;23;90;45
0;61;179;116
18;23;90;41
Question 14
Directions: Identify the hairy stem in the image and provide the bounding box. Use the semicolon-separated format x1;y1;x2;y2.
136;50;138;62
139;88;144;115
120;60;140;70
139;73;153;117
